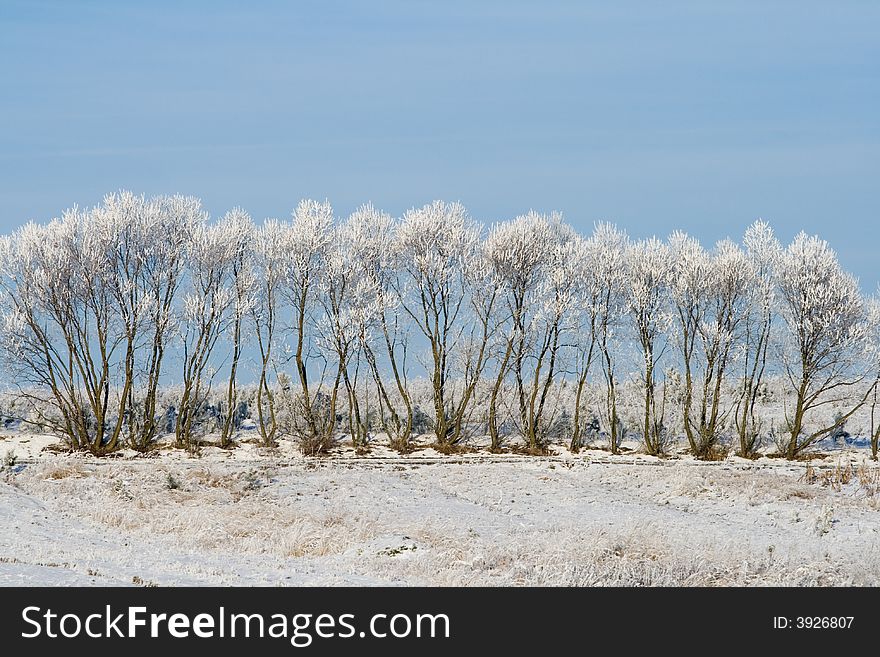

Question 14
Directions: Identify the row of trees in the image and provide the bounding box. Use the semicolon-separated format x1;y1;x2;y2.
1;191;878;460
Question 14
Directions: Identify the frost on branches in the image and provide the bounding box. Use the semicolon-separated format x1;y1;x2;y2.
0;192;878;460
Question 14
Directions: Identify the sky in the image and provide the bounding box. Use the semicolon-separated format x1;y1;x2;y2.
1;1;878;288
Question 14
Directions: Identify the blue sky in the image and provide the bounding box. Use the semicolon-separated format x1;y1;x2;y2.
1;1;878;287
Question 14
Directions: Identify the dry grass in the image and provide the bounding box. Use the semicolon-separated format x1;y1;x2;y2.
41;443;72;454
25;466;380;560
431;442;477;455
7;457;880;586
699;443;732;462
40;462;88;480
801;461;880;498
187;466;239;489
508;444;553;456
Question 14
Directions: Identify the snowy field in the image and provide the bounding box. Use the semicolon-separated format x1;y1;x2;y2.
2;434;880;587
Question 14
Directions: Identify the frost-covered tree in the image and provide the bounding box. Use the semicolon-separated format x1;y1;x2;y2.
250;219;289;446
96;193;203;451
485;211;576;451
314;213;383;452
457;240;502;445
566;236;606;453
8;191;880;465
734;220;781;457
123;195;200;450
867;295;880;461
0;193;203;453
585;223;629;454
668;232;711;453
0;207;128;453
394;201;486;448
283;199;336;454
330;207;391;449
217;209;255;448
627;237;673;455
777;232;872;459
347;205;415;452
175;221;238;448
526;236;580;449
670;233;753;458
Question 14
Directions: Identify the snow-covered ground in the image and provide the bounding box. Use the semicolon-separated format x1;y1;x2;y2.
2;433;879;586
